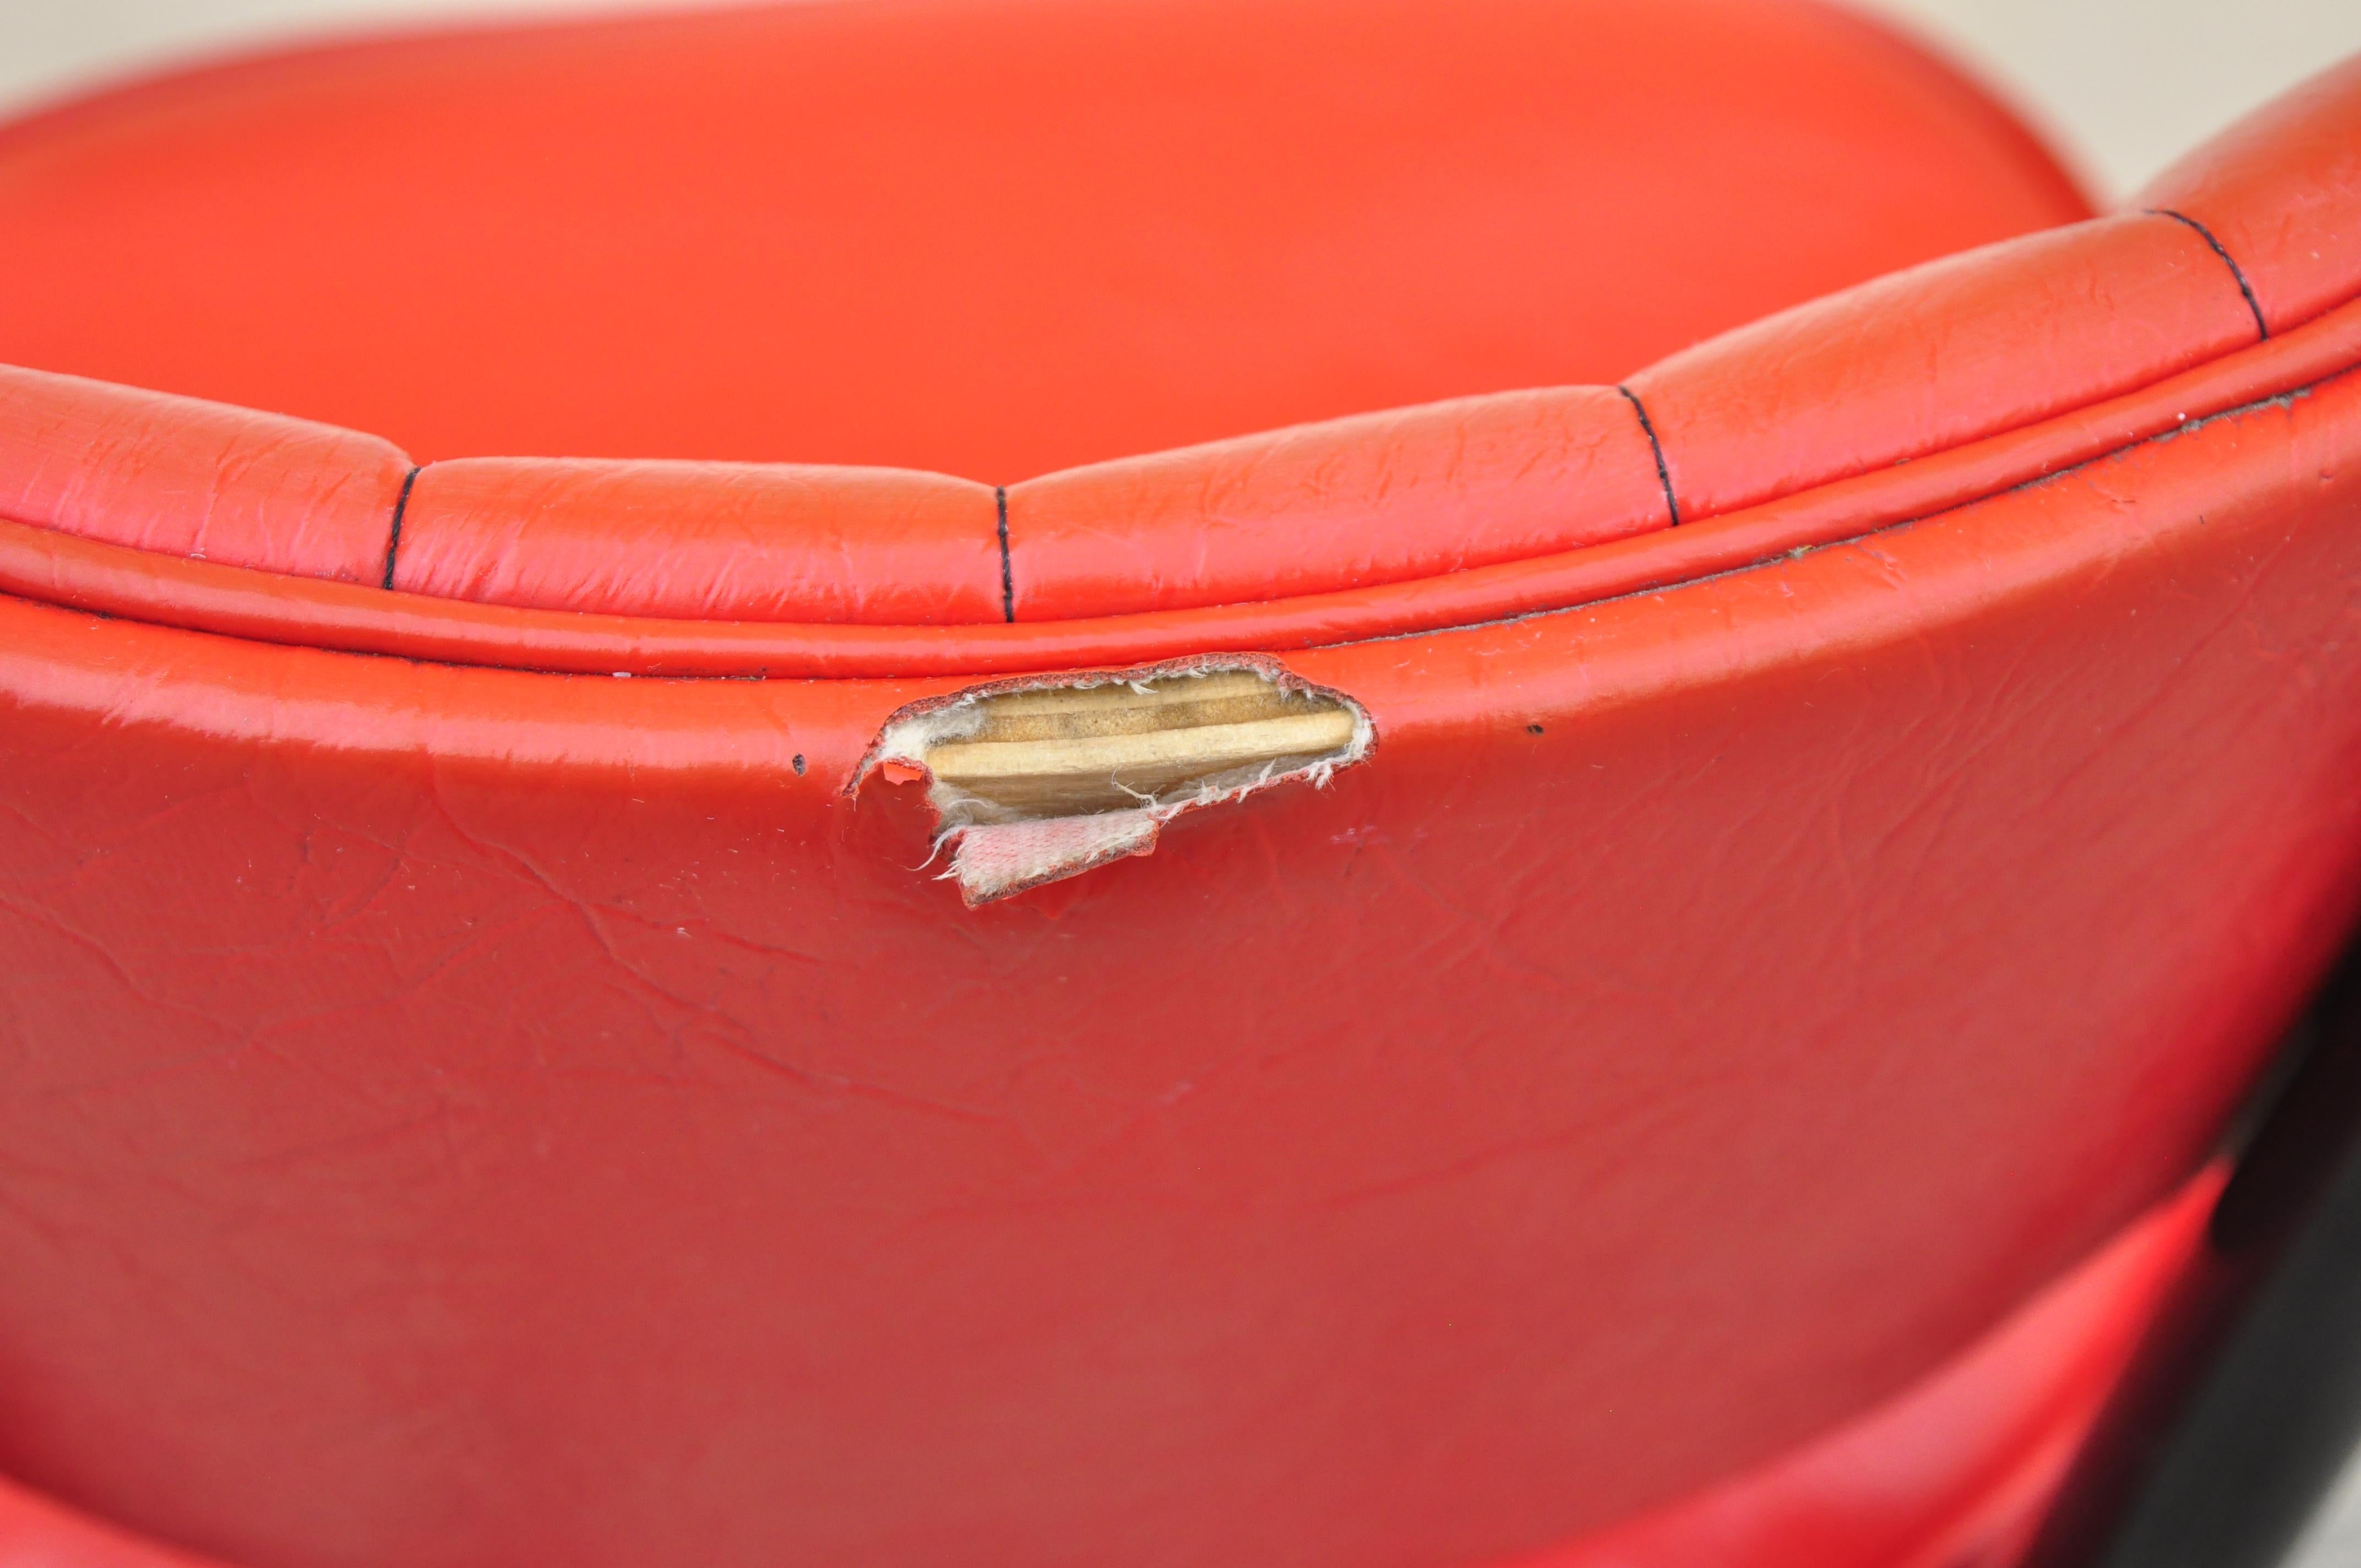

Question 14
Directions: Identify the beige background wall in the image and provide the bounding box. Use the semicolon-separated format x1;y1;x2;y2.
2;0;2358;1561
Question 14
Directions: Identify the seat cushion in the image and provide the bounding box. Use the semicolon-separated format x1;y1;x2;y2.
0;0;2086;480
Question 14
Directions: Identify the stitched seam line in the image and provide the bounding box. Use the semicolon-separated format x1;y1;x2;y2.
2152;208;2270;342
995;486;1015;622
1618;384;1681;526
382;466;419;591
1334;378;2331;655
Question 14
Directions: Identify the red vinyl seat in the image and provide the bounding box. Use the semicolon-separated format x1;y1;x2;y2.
0;3;2357;1566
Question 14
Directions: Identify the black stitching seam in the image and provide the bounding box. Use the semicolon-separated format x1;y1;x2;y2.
995;486;1014;622
1617;384;1681;526
382;466;420;591
1331;380;2325;658
2152;208;2270;342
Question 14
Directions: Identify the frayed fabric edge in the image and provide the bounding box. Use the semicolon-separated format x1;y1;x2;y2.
851;655;1373;906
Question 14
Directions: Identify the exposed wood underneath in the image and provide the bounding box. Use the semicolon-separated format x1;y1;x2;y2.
922;669;1358;818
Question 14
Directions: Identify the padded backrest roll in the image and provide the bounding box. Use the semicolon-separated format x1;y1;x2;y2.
391;458;1005;623
1001;387;1669;621
0;364;409;582
1622;213;2266;524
